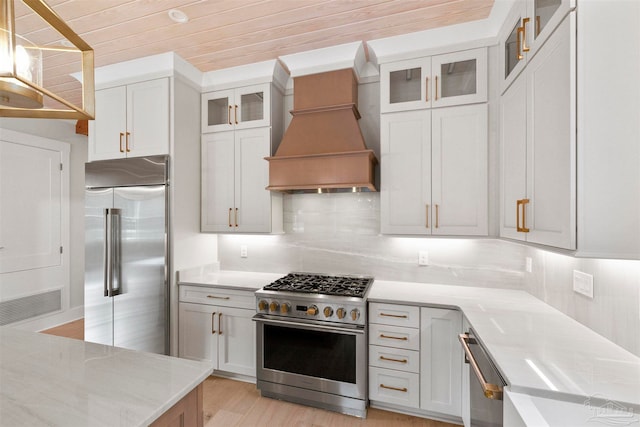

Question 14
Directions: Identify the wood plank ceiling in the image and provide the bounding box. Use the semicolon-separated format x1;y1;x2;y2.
12;0;494;108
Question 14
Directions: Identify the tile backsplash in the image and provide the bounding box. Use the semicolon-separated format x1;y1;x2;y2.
218;192;640;356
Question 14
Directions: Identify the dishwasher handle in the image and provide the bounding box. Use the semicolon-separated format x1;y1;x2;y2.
459;332;504;401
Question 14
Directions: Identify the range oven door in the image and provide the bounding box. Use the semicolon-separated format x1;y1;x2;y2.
254;314;367;400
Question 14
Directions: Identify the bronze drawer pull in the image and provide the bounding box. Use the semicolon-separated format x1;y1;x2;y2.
380;313;408;319
211;312;216;334
218;313;223;335
206;295;231;300
380;384;408;393
380;334;408;341
380;355;408;364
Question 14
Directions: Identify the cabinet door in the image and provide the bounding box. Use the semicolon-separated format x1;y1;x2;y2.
178;302;216;365
431;48;487;108
526;13;576;250
235;84;270;130
525;0;575;59
216;307;256;377
234;127;272;233
201;132;236;232
380;110;431;234
0;138;63;273
380;57;431;113
202;89;234;133
499;74;527;242
89;85;127;161
498;3;528;94
431;104;488;236
420;307;462;417
126;78;169;157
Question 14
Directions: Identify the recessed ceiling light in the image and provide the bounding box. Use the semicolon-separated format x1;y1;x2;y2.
168;9;188;24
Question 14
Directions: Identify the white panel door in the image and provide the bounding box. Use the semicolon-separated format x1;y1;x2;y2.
201;132;236;232
500;74;528;241
0;140;62;273
526;13;576;250
178;302;216;365
234;127;272;233
235;84;271;130
127;78;170;158
380;57;432;113
420;307;463;417
89;85;127;161
431;104;488;236
217;307;256;377
380;110;431;234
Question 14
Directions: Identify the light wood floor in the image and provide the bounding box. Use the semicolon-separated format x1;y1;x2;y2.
41;319;458;427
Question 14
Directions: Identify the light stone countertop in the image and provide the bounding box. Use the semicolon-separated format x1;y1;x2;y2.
177;264;285;291
369;280;640;414
0;327;213;427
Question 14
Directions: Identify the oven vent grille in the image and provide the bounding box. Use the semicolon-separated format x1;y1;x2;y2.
0;290;62;326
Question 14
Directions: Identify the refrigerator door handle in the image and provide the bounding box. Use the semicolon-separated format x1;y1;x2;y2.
105;208;123;297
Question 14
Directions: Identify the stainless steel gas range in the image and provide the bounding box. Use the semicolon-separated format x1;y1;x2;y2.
253;272;374;418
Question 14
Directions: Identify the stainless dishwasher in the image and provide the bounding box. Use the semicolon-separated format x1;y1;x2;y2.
459;329;506;427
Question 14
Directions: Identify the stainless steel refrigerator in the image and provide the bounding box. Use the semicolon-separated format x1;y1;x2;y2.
84;155;169;355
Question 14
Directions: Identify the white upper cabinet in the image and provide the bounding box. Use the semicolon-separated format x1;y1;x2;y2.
500;12;576;250
380;48;487;113
499;0;575;93
202;83;271;133
381;104;488;236
89;78;170;161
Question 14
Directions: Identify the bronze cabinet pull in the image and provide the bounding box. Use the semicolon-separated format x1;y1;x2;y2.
218;312;223;335
211;312;216;334
234;208;238;227
516;199;530;232
380;384;408;393
119;132;124;153
380;313;408;319
380;334;408;341
425;204;429;228
228;105;232;125
516;26;525;60
234;105;238;124
207;295;231;300
380;355;408;364
228;208;233;227
425;77;429;102
435;75;439;100
522;17;531;52
125;132;131;152
435;204;440;228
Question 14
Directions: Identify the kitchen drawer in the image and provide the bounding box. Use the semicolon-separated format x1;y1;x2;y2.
369;345;420;374
369;323;420;351
369;366;420;409
179;285;255;309
369;303;420;328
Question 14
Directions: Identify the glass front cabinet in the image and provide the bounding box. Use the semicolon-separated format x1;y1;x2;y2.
202;83;271;133
380;47;487;113
499;0;575;92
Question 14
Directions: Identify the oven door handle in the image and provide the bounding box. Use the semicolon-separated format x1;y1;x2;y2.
459;332;504;401
252;314;365;335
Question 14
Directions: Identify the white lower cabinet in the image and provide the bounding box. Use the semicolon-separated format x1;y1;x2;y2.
178;286;256;378
368;303;463;423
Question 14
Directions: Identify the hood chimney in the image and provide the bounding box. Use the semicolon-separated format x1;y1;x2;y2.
266;68;377;192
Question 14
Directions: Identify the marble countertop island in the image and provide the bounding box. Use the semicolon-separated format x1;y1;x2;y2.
0;327;213;427
177;264;285;291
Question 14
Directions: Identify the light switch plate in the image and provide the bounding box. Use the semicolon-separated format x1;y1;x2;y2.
240;245;248;258
573;270;594;299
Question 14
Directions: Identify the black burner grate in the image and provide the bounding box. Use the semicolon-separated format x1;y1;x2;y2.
264;273;373;298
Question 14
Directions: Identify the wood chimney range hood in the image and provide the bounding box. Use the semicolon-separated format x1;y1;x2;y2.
266;68;378;192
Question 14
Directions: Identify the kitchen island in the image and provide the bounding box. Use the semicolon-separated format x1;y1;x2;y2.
0;327;212;427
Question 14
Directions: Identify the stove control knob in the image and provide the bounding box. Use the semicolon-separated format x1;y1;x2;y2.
269;301;280;313
258;300;268;312
280;303;291;314
350;309;360;321
336;308;346;319
307;305;318;316
323;307;333;318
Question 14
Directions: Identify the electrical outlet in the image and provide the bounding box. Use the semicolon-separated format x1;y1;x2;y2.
573;270;594;299
240;245;248;258
418;251;429;266
525;257;533;273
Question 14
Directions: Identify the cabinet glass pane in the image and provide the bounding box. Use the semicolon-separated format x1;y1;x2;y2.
208;97;229;126
390;67;422;104
534;0;561;38
241;92;264;122
440;59;476;98
505;21;521;79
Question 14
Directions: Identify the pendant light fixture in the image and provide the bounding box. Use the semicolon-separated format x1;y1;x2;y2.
0;0;94;119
